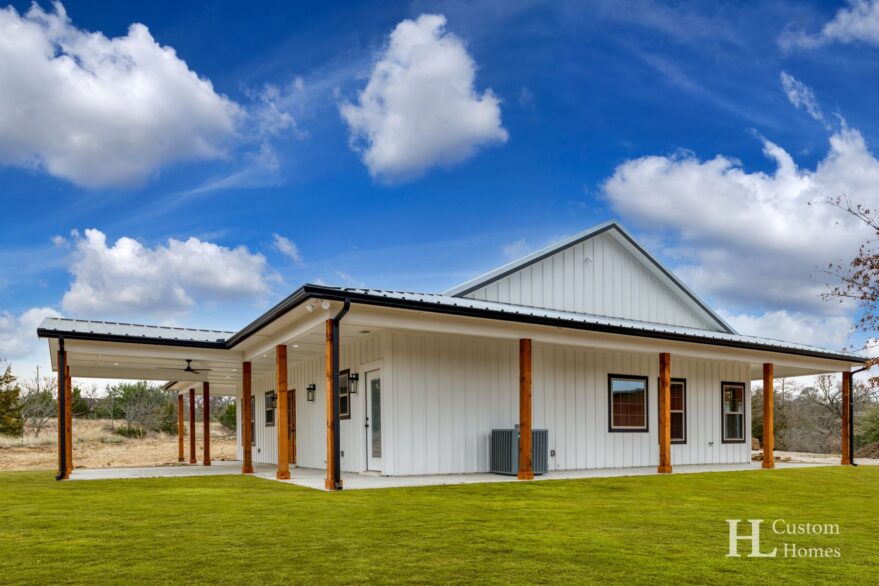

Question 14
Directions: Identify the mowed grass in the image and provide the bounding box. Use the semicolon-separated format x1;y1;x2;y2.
0;467;876;584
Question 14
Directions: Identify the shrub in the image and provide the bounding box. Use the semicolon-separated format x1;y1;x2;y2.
159;401;178;436
219;403;236;430
114;427;147;439
0;364;23;437
857;405;879;448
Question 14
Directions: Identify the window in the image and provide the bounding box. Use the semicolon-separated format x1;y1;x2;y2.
265;391;276;427
250;395;255;445
722;382;746;443
339;369;351;420
608;374;648;432
657;377;687;443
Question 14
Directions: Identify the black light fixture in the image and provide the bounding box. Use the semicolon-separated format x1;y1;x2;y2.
306;384;316;402
348;372;359;394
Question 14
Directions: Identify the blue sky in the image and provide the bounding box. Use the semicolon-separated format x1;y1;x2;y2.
3;0;879;378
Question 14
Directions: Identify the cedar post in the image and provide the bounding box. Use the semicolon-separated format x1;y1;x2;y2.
189;388;196;464
658;352;672;474
276;345;290;480
842;371;852;466
57;347;68;480
325;319;338;490
242;362;253;473
518;339;534;480
65;364;72;476
762;363;775;469
177;394;184;462
203;382;211;466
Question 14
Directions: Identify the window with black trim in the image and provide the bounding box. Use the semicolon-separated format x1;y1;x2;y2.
339;369;351;420
265;390;276;427
609;374;648;432
722;382;745;443
250;395;256;445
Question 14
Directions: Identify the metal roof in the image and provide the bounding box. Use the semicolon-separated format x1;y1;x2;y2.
38;317;232;344
442;221;736;334
37;285;867;364
333;287;863;361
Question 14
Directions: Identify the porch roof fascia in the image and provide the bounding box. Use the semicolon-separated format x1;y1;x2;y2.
38;284;868;367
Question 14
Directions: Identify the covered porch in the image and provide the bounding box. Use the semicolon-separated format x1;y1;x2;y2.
39;287;865;489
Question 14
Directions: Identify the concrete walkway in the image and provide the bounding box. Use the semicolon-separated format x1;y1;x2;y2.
71;459;835;488
69;461;273;481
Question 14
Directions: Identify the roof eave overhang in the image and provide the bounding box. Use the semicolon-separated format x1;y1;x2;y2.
306;287;866;365
37;284;867;366
36;328;227;350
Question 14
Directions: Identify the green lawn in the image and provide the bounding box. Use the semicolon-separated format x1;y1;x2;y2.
0;467;876;584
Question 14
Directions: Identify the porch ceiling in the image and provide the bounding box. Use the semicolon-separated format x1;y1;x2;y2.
47;321;379;395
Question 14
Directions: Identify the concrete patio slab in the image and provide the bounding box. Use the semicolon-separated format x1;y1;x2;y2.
257;460;835;491
68;459;840;486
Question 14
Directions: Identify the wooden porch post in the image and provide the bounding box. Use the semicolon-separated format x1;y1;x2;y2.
203;382;211;466
658;352;672;474
189;388;196;464
276;345;290;480
518;339;534;480
325;319;339;490
177;394;184;462
762;363;775;469
242;362;253;473
842;371;852;466
65;364;72;476
57;347;68;480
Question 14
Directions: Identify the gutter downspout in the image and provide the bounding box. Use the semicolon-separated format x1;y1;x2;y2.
331;299;351;490
850;366;868;467
55;337;67;481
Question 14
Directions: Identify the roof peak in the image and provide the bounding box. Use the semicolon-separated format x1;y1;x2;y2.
442;221;736;334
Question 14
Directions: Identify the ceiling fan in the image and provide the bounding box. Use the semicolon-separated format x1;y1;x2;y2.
157;359;212;375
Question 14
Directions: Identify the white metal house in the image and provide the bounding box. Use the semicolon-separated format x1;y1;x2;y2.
39;222;864;488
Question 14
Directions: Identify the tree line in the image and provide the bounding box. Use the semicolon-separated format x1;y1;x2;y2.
0;361;236;440
752;374;879;454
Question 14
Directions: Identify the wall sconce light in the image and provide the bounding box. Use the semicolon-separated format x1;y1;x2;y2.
348;372;359;394
307;384;316;402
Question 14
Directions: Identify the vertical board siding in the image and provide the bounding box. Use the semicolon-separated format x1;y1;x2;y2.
388;331;751;475
387;330;518;475
235;395;242;461
251;329;752;475
531;345;750;469
464;233;719;331
250;333;383;471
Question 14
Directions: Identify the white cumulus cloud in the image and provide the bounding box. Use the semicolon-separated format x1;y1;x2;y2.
340;14;508;181
782;0;879;48
718;310;852;349
603;125;879;336
0;307;62;360
61;229;272;317
0;2;242;188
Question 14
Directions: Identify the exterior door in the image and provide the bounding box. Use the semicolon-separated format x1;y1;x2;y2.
287;389;296;465
365;370;382;472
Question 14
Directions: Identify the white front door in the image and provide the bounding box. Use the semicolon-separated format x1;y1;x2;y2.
365;369;382;472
